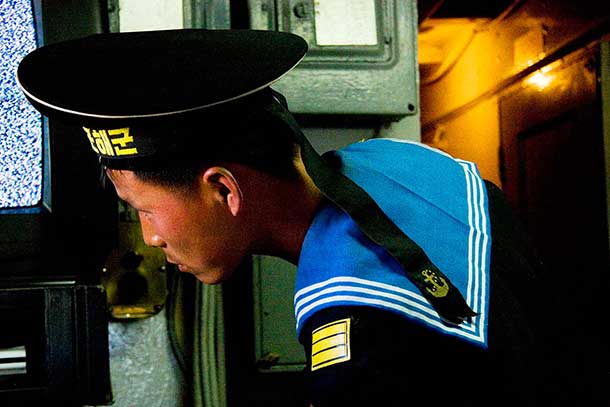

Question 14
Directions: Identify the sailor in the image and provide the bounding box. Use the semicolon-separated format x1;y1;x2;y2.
17;29;544;406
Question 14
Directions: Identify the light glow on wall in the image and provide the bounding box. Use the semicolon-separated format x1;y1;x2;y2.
526;71;553;90
525;62;562;91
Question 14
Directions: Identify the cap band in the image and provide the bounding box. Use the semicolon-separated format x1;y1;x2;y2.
83;127;139;157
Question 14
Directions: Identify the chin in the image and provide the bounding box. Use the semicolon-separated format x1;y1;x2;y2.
191;267;234;285
194;274;223;285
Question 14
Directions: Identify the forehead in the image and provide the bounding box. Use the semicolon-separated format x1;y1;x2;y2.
106;168;198;204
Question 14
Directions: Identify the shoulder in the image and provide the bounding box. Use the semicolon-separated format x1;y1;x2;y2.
336;138;455;162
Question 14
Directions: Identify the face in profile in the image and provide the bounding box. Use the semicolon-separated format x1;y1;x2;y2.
107;168;248;284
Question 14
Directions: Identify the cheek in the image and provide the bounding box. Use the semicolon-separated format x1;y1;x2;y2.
158;199;244;263
164;214;198;244
146;206;193;243
211;217;249;260
193;215;243;262
165;205;217;250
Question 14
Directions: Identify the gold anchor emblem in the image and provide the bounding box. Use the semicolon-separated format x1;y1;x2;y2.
421;269;449;298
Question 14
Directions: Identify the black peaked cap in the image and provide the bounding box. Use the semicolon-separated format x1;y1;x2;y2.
17;29;307;124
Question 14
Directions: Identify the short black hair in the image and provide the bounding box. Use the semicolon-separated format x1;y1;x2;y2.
130;101;301;189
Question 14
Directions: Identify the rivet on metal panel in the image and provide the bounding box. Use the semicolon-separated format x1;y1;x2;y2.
293;2;310;18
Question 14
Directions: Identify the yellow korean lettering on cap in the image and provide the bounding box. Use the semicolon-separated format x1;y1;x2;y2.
83;127;139;157
108;128;138;156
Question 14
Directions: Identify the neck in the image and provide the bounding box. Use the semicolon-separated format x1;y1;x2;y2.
273;180;323;264
235;158;323;265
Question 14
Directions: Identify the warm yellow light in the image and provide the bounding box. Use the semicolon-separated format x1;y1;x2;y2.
525;60;562;90
526;71;553;90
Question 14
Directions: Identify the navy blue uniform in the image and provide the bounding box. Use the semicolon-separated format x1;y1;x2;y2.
295;140;543;406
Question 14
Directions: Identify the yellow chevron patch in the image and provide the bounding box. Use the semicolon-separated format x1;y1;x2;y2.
311;318;351;371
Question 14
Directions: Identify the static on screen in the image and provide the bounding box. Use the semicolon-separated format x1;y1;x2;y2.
0;0;42;209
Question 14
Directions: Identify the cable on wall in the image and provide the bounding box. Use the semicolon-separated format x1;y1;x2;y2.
421;0;525;86
193;283;227;407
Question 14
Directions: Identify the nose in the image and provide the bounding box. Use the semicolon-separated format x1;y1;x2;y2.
139;215;166;248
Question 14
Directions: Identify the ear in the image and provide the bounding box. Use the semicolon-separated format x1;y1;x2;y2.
202;167;243;216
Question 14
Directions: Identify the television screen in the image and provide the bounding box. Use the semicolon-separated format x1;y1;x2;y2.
0;0;43;210
0;0;115;279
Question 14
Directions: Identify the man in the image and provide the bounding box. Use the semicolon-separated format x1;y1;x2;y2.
17;29;545;406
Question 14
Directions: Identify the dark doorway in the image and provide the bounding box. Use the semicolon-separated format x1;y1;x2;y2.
500;47;609;404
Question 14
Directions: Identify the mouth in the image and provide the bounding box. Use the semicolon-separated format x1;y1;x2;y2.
165;257;183;269
165;256;188;272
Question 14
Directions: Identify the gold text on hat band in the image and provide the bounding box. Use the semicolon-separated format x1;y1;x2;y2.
83;127;138;157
